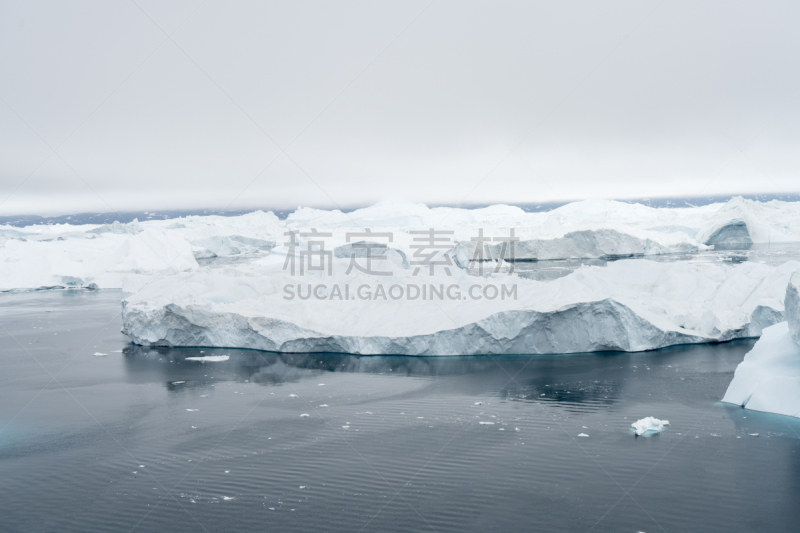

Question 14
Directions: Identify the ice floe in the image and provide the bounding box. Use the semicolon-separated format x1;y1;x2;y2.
631;417;669;436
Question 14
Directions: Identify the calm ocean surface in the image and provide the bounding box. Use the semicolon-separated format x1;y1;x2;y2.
2;290;799;532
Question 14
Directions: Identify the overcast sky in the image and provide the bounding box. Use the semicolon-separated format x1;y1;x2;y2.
2;0;800;216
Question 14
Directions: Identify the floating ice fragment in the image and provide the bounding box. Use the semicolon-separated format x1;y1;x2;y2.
319;404;328;407
172;381;186;385
631;417;669;436
318;383;325;386
342;425;350;429
479;421;495;425
577;433;589;437
289;394;298;398
300;414;310;417
474;402;483;405
185;355;229;362
93;352;107;357
749;433;759;437
186;409;199;412
223;496;234;501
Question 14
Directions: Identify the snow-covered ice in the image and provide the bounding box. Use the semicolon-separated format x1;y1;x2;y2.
631;417;669;436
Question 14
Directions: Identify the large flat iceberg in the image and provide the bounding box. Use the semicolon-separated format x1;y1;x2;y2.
121;257;799;356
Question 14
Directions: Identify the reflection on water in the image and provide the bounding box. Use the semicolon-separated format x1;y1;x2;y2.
122;340;758;417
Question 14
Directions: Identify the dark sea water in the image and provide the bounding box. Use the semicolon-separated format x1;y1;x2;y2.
2;290;800;532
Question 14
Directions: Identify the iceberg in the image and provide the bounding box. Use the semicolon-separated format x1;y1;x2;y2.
631;417;669;436
722;275;800;418
453;227;706;263
696;196;800;245
120;258;799;355
721;322;800;418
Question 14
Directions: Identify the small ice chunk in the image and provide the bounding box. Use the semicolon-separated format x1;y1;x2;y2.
185;355;229;362
577;433;589;437
319;404;328;407
289;394;298;398
300;413;310;417
172;381;186;385
474;402;483;405
186;409;199;412
749;433;759;437
479;421;495;425
93;352;107;357
631;417;669;436
318;383;325;386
